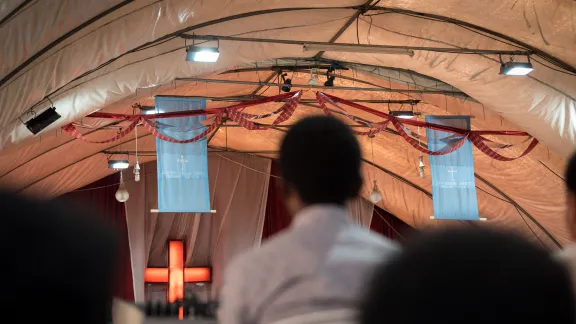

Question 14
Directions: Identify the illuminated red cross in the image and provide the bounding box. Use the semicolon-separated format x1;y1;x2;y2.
144;241;211;303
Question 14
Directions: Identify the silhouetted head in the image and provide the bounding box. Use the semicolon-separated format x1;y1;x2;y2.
566;153;576;239
0;191;116;323
360;228;575;324
279;116;362;215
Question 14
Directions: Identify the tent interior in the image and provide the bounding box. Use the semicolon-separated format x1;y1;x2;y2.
1;0;575;304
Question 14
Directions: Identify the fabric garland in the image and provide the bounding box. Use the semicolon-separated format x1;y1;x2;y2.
62;90;539;161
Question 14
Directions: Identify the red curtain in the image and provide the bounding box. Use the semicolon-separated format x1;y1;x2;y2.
370;205;413;242
59;173;135;301
262;161;292;240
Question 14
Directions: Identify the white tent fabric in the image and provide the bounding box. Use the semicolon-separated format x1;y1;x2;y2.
0;0;574;251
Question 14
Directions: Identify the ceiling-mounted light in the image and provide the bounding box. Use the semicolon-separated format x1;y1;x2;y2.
499;55;533;76
280;73;292;92
390;111;415;119
186;46;220;62
500;61;534;76
325;65;336;87
369;180;383;204
24;106;61;135
108;160;129;169
303;44;414;57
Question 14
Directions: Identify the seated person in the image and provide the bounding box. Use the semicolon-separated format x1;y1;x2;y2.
360;228;575;324
218;116;399;324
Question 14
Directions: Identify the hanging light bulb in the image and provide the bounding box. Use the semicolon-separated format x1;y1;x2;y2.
369;180;382;204
418;156;425;178
115;171;130;202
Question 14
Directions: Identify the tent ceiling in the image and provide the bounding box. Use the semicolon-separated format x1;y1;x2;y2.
0;0;574;249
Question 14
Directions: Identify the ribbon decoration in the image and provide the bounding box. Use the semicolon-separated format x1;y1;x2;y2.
62;90;539;161
317;92;539;161
316;91;390;136
62;117;140;144
226;91;302;130
62;91;302;143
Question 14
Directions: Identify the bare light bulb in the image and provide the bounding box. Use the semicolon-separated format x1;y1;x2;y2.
369;180;382;204
115;182;129;202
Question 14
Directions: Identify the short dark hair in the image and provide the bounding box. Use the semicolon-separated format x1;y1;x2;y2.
279;116;362;205
566;153;576;193
360;228;575;324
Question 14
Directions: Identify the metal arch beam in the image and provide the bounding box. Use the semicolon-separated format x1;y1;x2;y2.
0;0;135;87
0;118;127;180
0;0;34;26
473;173;562;248
313;0;375;60
18;5;363;113
369;5;576;74
19;3;575;113
15;133;153;194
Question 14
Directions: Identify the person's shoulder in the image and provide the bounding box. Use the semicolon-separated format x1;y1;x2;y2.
343;223;400;251
226;229;296;274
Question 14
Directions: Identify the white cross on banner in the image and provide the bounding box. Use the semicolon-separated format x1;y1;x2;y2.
426;116;479;220
155;97;210;213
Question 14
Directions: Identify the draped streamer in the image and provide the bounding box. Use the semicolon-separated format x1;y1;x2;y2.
62;91;538;161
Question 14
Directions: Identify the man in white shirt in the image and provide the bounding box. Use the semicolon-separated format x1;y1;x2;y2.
218;116;399;324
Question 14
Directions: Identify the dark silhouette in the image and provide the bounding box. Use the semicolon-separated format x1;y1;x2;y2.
0;191;116;323
360;228;575;324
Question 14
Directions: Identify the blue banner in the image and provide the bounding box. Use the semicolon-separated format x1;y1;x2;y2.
426;116;479;220
155;97;210;213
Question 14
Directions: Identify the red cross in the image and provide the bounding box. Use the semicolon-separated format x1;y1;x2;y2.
144;241;211;303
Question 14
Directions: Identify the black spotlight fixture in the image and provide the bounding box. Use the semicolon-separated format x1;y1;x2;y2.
280;73;292;92
24;107;61;135
324;65;336;87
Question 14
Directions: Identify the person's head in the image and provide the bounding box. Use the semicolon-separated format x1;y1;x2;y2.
279;116;362;215
566;153;576;239
0;191;117;323
360;228;575;324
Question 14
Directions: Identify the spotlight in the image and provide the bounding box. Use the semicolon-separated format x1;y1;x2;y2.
324;65;336;87
280;73;292;92
389;111;415;119
24;107;61;135
108;160;130;169
186;46;220;62
500;61;534;76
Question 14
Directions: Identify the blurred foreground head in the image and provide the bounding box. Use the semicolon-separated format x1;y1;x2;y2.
565;153;576;239
0;191;116;323
360;228;574;324
279;116;362;214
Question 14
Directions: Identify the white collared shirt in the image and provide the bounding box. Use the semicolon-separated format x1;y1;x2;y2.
218;204;399;324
